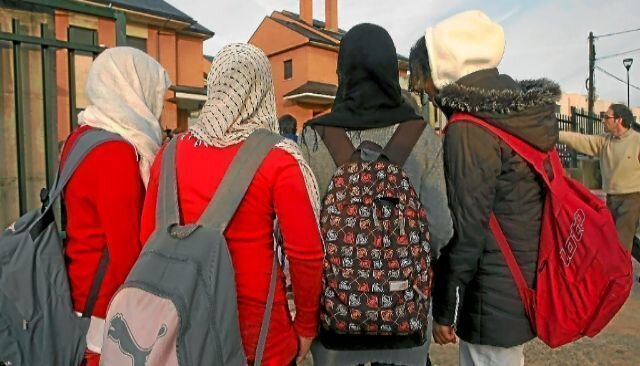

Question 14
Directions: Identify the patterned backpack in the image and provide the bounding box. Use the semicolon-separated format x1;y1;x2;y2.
312;121;433;341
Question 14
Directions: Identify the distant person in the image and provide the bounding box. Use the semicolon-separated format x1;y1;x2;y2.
410;10;560;365
301;23;453;366
61;47;171;366
560;103;640;251
279;115;299;142
140;43;324;366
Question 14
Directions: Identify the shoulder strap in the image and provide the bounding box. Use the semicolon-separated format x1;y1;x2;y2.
82;246;109;318
45;129;124;212
156;138;180;227
489;214;534;316
196;129;283;365
51;129;123;318
253;248;279;366
382;120;427;166
311;125;355;166
448;113;562;186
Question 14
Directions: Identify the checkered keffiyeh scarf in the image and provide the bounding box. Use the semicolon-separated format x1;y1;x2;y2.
190;43;321;217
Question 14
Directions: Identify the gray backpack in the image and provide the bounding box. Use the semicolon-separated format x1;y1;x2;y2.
101;130;284;366
0;129;122;366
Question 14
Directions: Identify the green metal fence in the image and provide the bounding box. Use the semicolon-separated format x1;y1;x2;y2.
556;106;603;168
0;0;125;225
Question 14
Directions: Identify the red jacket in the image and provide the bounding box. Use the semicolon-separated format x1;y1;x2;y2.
62;125;145;318
140;134;324;366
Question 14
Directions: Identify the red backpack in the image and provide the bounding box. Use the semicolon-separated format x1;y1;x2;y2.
448;113;633;348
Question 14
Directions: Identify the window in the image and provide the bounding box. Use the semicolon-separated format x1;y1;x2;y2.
284;59;293;80
68;26;97;45
127;36;147;52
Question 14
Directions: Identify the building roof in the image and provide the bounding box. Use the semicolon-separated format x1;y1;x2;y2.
275;11;408;63
284;81;338;98
85;0;214;36
271;18;337;46
186;22;215;37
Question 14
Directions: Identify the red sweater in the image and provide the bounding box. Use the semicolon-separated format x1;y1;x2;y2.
62;126;145;318
140;135;324;366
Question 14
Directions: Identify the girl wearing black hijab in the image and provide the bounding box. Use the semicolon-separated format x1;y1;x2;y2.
300;23;452;366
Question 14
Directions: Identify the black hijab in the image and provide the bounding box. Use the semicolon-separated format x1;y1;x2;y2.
308;23;421;129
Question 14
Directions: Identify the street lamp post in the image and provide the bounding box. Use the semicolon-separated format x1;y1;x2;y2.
623;58;633;107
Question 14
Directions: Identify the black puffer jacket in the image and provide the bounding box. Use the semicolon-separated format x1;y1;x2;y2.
432;69;561;347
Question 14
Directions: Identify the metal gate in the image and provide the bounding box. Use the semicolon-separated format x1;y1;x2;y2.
0;0;126;227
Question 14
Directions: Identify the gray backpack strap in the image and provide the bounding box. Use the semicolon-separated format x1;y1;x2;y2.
156;138;181;227
48;129;123;318
196;129;283;365
45;129;123;211
254;251;279;366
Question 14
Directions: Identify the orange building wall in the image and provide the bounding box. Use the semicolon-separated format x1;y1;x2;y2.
305;46;338;85
97;18;115;47
176;35;204;87
177;109;190;132
147;27;159;59
269;48;309;127
252;17;340;131
158;31;178;130
268;45;338;130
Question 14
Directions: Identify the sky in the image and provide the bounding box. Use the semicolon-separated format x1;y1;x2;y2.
169;0;640;107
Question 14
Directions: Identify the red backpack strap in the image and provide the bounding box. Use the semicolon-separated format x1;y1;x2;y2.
448;113;542;313
382;120;427;166
312;125;355;166
448;113;563;187
489;213;534;315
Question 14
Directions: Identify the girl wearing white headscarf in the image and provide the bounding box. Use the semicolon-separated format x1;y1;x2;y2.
78;47;171;186
140;43;324;366
60;47;171;366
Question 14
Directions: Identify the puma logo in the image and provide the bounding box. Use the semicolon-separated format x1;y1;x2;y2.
107;313;168;366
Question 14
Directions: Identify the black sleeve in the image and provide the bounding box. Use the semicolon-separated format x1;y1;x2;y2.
432;121;502;327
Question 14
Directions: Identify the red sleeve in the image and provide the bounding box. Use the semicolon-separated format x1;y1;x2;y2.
93;142;145;311
272;152;324;338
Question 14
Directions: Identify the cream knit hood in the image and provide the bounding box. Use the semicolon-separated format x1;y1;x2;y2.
425;10;506;89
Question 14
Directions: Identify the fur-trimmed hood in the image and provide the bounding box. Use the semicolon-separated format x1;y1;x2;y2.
439;69;561;151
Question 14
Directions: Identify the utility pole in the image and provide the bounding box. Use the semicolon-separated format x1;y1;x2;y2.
588;32;596;116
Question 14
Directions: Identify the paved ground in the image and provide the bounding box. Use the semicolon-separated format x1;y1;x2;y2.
302;265;640;366
429;270;640;366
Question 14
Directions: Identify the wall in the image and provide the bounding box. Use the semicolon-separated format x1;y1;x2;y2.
305;46;338;85
158;31;178;130
559;92;640;117
176;35;204;87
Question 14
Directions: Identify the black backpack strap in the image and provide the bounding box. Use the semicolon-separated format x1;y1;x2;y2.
312;125;355;166
82;246;109;318
382;120;427;166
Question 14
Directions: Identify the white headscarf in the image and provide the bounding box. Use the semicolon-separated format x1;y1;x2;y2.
190;43;321;217
78;47;171;187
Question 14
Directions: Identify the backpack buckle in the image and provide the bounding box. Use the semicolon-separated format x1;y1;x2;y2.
168;224;200;239
40;188;50;212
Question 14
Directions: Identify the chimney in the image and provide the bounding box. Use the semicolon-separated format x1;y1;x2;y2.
300;0;313;25
325;0;338;32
